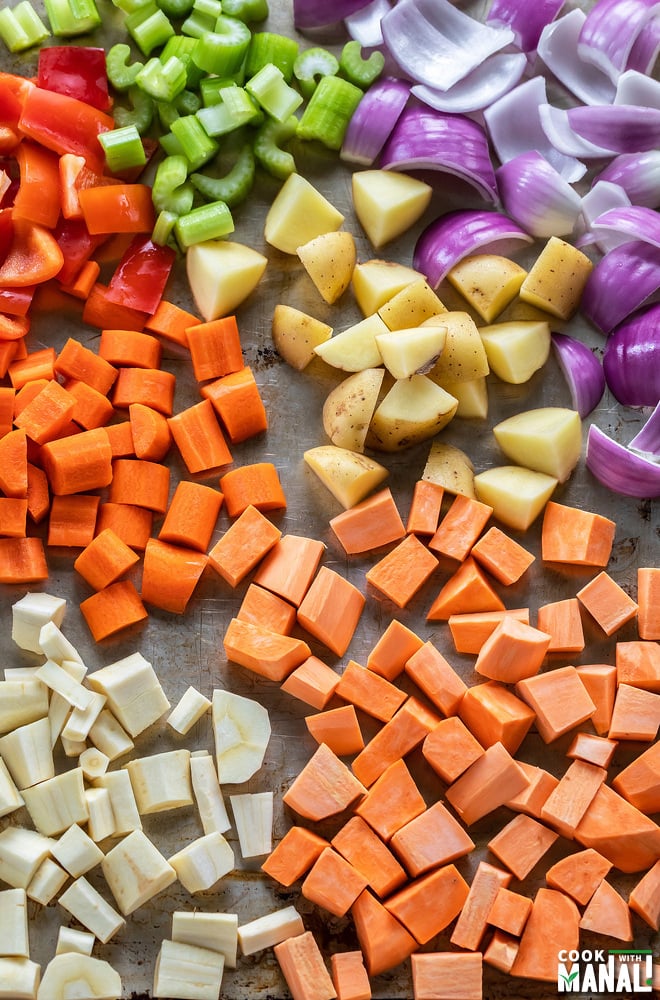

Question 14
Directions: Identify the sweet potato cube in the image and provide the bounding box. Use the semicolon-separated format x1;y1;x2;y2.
366;618;424;681
302;847;368;917
384;864;469;945
515;665;596;743
470;525;534;585
576;663;616;736
575;783;660;873
297;566;365;657
487;887;533;937
458;681;535;755
504;761;559;819
487;814;558;881
536;597;585;654
474;616;551;683
283;743;366;822
411;952;483;1000
351;890;417;977
545;848;612;905
332;816;407;898
261;826;329;887
580;878;633;941
576;571;638;636
335;660;406;723
540;760;607;839
510;888;580;983
305;704;364;757
422;716;484;784
484;930;519;974
330;952;371;1000
390;801;475;877
446;742;530;826
354;759;426;841
404;640;467;716
450;861;512;951
541;501;615;566
608;683;660;741
281;655;340;710
616;640;660;692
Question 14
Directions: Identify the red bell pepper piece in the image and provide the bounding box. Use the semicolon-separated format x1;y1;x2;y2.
0;220;64;287
18;85;114;170
105;236;176;315
0;72;29;129
0;286;34;317
53;217;105;286
0;208;13;267
0;312;29;340
37;47;111;113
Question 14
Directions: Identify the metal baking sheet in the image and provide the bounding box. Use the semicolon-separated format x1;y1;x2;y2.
1;1;658;997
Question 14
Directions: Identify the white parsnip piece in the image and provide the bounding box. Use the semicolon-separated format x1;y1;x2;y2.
172;911;238;969
22;767;88;837
88;708;134;762
212;689;271;785
230;792;273;858
35;659;94;712
92;770;142;837
169;832;235;894
62;690;106;743
51;823;104;878
79;747;109;781
0;956;40;999
237;906;305;956
55;926;95;956
26;858;68;906
126;749;193;814
153;940;225;1000
167;686;212;736
190;752;231;835
58;877;125;943
101;830;176;916
11;592;66;654
0;828;52;889
38;620;84;666
85;787;116;842
37;953;121;1000
0;680;48;734
48;693;71;749
0;888;29;958
0;717;54;789
87;652;170;738
0;758;23;819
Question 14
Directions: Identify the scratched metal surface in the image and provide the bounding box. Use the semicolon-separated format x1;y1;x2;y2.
1;1;659;998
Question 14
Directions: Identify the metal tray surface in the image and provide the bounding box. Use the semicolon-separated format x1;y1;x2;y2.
1;1;658;998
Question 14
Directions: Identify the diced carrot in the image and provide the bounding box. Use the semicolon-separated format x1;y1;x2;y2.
82;282;148;332
0;386;15;435
79;184;155;235
113;367;176;416
505;761;559;820
575;663;617;736
96;501;153;550
365;532;438;608
305;704;364;757
389;800;475;877
330;952;370;1000
483;930;519;975
283;743;366;822
109;458;170;513
616;639;660;692
302;847;369;917
426;556;504;620
567;731;618;768
541;500;616;567
350;890;417;977
208;504;281;587
608;683;660;741
515;665;596;743
510;888;580;982
186;315;244;382
546;847;613;905
446;742;530;826
237;584;296;635
580;878;633;941
0;427;28;497
141;538;209;615
385;863;470;945
450;861;512;951
223;617;311;682
404;640;467;716
55;336;117;394
13;378;50;417
487;814;558;880
0;341;20;379
575;782;660;872
422;716;484;784
128;403;171;461
273;931;337;1000
297;567;365;658
13;379;75;444
220;462;286;519
0;536;48;582
104;420;134;457
9;346;56;389
261;826;329;886
536;597;585;653
458;681;535;755
99;328;162;369
329;488;405;555
629;859;660;930
79;578;148;641
74;527;140;591
331;815;406;898
351;697;439;788
354;759;426;842
335;660;406;723
0;497;27;537
540;760;607;838
474;616;551;683
411;953;482;1000
201;366;268;444
159;480;223;553
26;461;49;524
280;655;341;710
254;534;325;606
576;570;638;636
59;258;101;299
145;299;201;349
47;494;99;548
448;608;531;654
406;479;444;536
167;399;233;474
611;740;660;814
366;619;424;682
428;493;492;562
487;887;533;937
65;379;115;430
471;526;535;586
41;426;113;495
638;567;660;640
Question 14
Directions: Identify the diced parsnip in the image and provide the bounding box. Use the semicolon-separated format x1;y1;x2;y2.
186;240;268;322
351;259;423;316
86;652;170;739
479;320;551;384
92;771;142;837
493;406;582;483
313;313;388;372
38;620;84;666
0;888;29;957
237;906;305;956
11;592;66;654
101;830;177;916
167;686;212;736
21;767;88;836
58;877;126;943
519;236;593;320
212;689;271;785
322;368;385;454
304;445;389;509
79;747;109;781
366;375;458;452
447;253;527;323
474;466;558;532
3;667;41;680
153;939;225;1000
0;679;48;734
0;956;40;999
169;832;235;894
55;926;95;957
88;709;135;762
126;749;193;814
0;759;23;819
375;325;447;380
230;792;273;858
0;717;54;789
62;691;107;743
172;911;238;970
190;752;231;835
264;172;344;255
271;304;333;371
26;858;68;906
378;277;447;330
352;169;432;248
436;376;489;420
49;693;73;749
297;230;357;304
61;735;87;758
85;787;116;842
0;828;52;889
37;953;121;1000
35;659;95;712
51;823;104;878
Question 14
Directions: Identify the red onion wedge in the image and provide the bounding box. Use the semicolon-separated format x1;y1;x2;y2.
537;10;616;106
586;206;660;253
577;0;658;83
411;52;526;115
539;104;615;159
340;77;410;166
603;303;660;407
595;151;660;208
626;12;660;74
629;401;660;458
552;332;606;418
586;423;660;498
581;241;660;334
413;209;533;288
344;0;390;47
577;181;631;244
293;0;372;30
486;0;565;53
566;104;660;154
496;151;582;238
379;106;498;203
614;69;660;109
381;0;514;92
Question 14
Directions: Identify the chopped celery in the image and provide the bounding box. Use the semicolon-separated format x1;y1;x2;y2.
135;55;187;102
191;143;256;208
106;43;144;90
112;85;154;134
174;200;235;248
44;0;101;36
200;77;239;107
0;2;49;52
192;15;251;75
160;35;205;89
175;89;202;115
170;114;219;169
293;46;339;100
152;210;179;246
153;155;195;215
196;86;260;137
98;124;147;173
245;31;299;82
245;63;302;123
221;0;268;22
156;0;194;17
339;39;385;89
253;115;298;180
297;75;363;150
111;0;151;11
125;2;174;55
180;8;214;37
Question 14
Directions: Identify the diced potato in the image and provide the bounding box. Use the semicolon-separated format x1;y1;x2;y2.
352;169;433;248
378;277;447;330
479;320;551;384
519;237;593;320
352;259;423;316
366;375;458;452
271;304;332;371
304;445;388;508
435;376;489;420
446;254;527;323
493;406;582;483
186;240;267;322
474;465;558;531
422;441;476;498
322;368;385;452
264;173;344;254
297;231;356;304
425;311;490;383
375;324;447;379
313;313;388;371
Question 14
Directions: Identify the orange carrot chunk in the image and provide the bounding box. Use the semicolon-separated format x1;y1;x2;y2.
13;379;76;444
470;525;535;585
26;462;50;524
301;847;369;917
55;336;117;394
474;616;551;683
104;420;135;458
186;315;244;382
329;488;405;556
9;347;56;389
412;953;483;1000
330;952;370;1000
208;504;281;587
426;556;504;621
540;760;607;839
261;826;329;887
331;815;407;898
237;584;296;635
273;931;337;1000
41;426;113;495
0;428;28;497
638;567;660;640
515;665;596;743
536;597;585;654
389;800;475;877
223;618;311;682
487;887;533;937
65;379;116;431
112;366;176;416
579;879;633;941
74;527;140;591
80;579;148;641
305;704;364;757
297;566;365;658
458;681;535;756
428;492;492;562
201;366;268;444
82;282;148;332
365;532;438;608
168;399;233;475
141;538;208;614
280;655;340;710
576;570;638;635
541;500;616;566
366;619;424;681
129;403;171;461
406;479;444;536
422;716;484;784
385;864;470;945
99;328;162;369
351;697;439;788
219;462;286;520
109;458;170;513
0;497;28;538
350;890;417;978
354;758;426;842
404;640;467;716
487;814;558;881
0;536;48;582
450;860;512;951
283;743;366;822
335;659;406;723
616;640;660;692
546;848;613;905
96;501;153;551
145;299;201;349
575;782;660;873
445;742;530;826
510;888;580;983
159;480;223;552
253;534;325;606
47;494;99;548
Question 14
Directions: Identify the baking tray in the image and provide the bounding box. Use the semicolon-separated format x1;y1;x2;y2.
1;1;659;997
